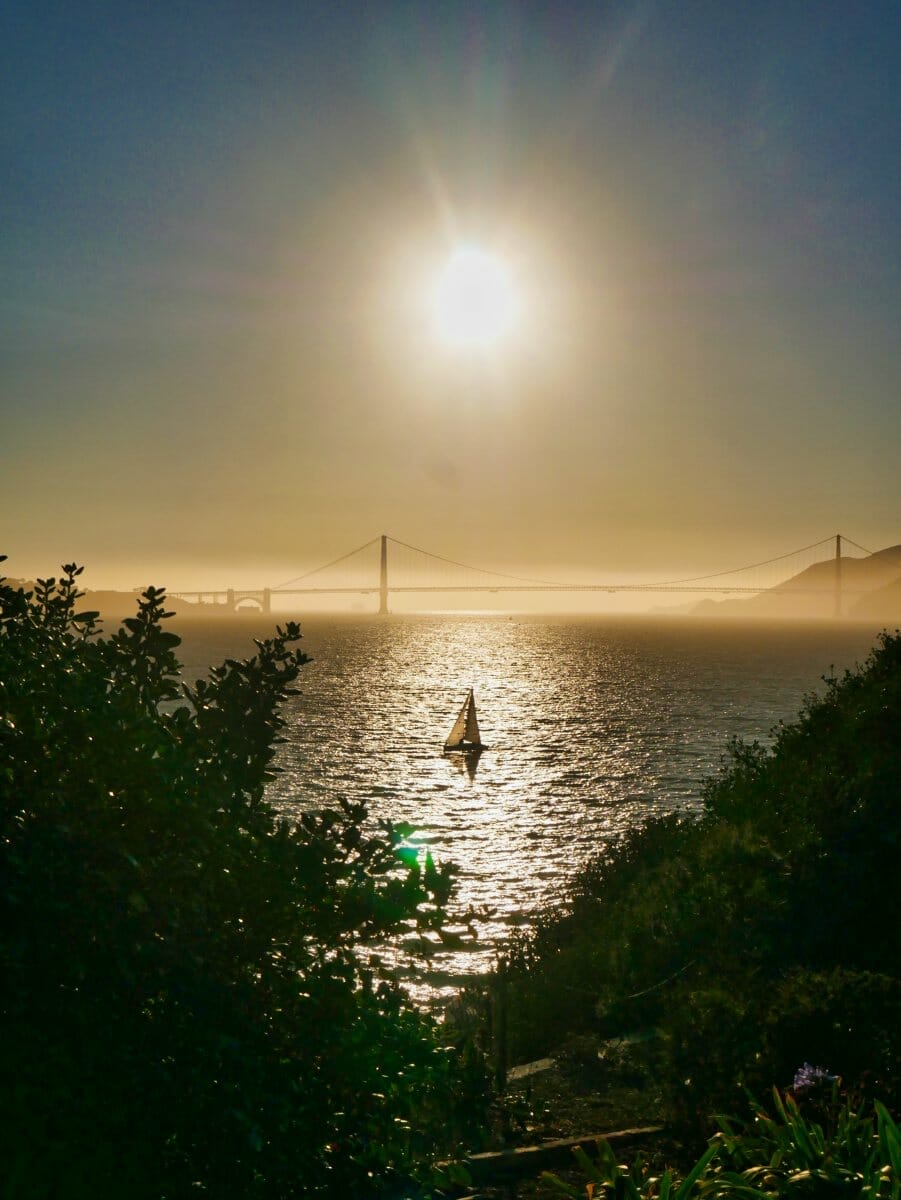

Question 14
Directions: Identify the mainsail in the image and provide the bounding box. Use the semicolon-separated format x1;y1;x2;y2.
444;689;482;751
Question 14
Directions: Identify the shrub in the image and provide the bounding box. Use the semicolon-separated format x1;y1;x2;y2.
0;561;489;1198
760;969;901;1110
497;632;901;1129
543;1087;901;1198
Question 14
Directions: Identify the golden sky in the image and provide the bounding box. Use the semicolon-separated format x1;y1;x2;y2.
3;4;900;595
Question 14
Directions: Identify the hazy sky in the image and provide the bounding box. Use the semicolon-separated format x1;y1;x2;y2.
3;2;900;591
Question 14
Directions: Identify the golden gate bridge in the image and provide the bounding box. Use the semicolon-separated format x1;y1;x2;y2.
170;532;872;615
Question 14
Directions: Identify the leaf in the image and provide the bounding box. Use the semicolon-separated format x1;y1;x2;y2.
876;1101;901;1177
572;1144;611;1186
539;1171;583;1197
673;1142;719;1200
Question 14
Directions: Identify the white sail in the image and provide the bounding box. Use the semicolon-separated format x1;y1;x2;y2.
444;689;482;750
464;693;481;745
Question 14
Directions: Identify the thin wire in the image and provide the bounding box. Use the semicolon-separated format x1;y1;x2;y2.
643;536;839;587
272;536;381;589
393;533;842;589
846;537;901;569
387;535;568;587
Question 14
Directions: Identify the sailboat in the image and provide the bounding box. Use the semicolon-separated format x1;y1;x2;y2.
443;688;484;754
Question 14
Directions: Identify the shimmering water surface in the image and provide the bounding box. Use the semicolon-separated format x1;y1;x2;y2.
175;615;881;991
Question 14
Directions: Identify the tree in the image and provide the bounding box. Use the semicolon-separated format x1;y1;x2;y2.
0;561;487;1198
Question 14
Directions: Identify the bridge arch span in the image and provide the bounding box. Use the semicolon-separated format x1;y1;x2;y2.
229;588;271;614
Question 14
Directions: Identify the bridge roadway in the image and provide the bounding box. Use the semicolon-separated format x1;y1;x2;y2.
169;533;850;613
169;582;851;614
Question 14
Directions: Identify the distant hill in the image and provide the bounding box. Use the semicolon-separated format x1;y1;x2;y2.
81;589;199;622
2;580;197;624
849;570;901;622
694;544;901;620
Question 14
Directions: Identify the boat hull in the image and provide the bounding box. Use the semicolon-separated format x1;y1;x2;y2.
443;741;484;755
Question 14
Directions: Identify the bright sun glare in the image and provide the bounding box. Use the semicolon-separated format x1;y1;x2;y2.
430;246;518;347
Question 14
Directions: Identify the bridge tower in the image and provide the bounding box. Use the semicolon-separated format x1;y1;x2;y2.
378;535;389;614
834;533;842;619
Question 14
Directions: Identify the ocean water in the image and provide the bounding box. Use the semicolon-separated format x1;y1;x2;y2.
174;614;882;994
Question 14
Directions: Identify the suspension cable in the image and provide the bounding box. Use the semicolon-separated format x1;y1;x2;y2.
271;532;885;593
272;536;381;589
390;534;844;589
642;536;840;587
386;535;569;587
840;535;873;555
845;537;901;570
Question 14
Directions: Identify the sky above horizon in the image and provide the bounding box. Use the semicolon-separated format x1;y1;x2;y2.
3;1;900;594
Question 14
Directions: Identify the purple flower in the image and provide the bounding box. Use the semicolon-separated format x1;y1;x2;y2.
792;1063;837;1092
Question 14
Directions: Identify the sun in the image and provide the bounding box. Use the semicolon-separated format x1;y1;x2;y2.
430;246;519;347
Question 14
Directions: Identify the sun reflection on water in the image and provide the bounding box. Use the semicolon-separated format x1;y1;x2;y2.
174;614;878;1001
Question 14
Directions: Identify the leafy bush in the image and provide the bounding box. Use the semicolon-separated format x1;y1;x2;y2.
543;1087;901;1198
497;633;901;1126
760;970;901;1109
501;812;698;1060
0;561;488;1198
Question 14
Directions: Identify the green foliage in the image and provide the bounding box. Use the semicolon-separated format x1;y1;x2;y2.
0;560;489;1198
760;970;901;1106
543;1139;719;1200
498;632;901;1126
502;813;698;1059
543;1089;901;1198
711;1088;901;1198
